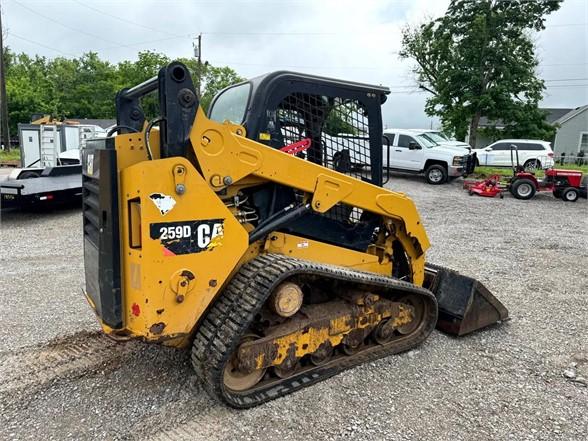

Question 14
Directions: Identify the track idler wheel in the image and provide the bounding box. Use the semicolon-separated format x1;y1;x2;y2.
310;342;334;366
373;319;396;344
274;360;300;379
397;295;424;335
223;335;266;392
342;329;365;355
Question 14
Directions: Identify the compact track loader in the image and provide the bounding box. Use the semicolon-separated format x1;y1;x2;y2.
82;62;508;408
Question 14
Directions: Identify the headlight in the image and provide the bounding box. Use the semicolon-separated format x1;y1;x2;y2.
452;156;464;166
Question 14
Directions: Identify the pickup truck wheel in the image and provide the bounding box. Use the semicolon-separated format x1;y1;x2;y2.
425;165;447;185
511;178;536;200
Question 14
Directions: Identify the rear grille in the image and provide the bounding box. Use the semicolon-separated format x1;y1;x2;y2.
83;179;100;247
81;139;123;329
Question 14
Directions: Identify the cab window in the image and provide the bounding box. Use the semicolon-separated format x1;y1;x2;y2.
423;132;446;143
209;83;251;124
524;143;546;151
397;134;416;148
416;134;437;148
383;133;395;145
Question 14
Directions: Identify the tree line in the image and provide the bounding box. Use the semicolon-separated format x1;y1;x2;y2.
400;0;561;146
3;0;564;151
3;50;243;136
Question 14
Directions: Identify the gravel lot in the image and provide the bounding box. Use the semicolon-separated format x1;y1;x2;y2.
1;174;586;441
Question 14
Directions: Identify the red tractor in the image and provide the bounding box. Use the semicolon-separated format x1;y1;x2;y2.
509;168;585;201
508;147;586;202
464;145;587;202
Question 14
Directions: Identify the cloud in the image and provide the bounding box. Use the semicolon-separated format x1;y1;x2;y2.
3;0;586;128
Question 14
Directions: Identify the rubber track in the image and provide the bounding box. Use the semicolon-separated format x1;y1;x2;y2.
191;253;438;408
0;331;124;394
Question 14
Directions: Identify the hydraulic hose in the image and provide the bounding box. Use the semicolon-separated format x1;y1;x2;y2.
144;117;164;161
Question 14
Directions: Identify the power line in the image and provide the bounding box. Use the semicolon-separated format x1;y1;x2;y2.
208;54;400;70
546;84;588;88
96;35;192;52
544;78;588;82
11;0;119;45
382;85;588;95
5;31;586;80
5;31;78;57
541;62;588;67
72;2;382;38
6;30;192;57
12;0;192;56
201;31;397;36
547;22;588;27
16;1;399;39
70;0;184;38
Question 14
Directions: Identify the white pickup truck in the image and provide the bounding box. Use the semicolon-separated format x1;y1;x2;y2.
382;129;476;184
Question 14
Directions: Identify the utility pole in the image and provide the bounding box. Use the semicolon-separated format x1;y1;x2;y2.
193;33;202;97
0;0;11;151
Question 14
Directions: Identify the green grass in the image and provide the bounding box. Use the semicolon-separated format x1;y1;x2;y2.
0;148;21;161
474;163;588;179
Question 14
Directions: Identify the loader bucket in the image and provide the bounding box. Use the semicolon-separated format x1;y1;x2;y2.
424;264;509;336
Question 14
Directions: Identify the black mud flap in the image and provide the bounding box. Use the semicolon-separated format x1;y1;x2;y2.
424;263;508;336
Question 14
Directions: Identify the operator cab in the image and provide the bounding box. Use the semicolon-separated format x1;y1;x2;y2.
208;71;390;186
208;72;391;251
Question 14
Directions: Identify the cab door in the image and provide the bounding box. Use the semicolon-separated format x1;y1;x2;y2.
393;134;424;170
382;133;394;168
481;142;511;166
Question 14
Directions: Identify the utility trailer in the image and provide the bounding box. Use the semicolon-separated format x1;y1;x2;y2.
2;123;108;210
18;122;108;169
0;165;82;210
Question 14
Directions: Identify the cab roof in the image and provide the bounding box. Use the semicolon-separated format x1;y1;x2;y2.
248;70;391;97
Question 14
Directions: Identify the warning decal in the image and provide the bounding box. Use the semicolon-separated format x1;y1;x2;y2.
149;193;176;216
150;219;224;256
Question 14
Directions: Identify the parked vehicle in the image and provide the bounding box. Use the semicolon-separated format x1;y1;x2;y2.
422;130;450;141
415;129;470;148
3;123;105;208
382;129;475;184
464;145;587;202
18;123;106;168
473;139;554;170
57;148;82;165
1;165;82;209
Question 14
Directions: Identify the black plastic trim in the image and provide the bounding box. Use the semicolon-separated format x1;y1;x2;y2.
82;137;123;329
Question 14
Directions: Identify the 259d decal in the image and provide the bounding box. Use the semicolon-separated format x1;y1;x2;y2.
150;219;224;256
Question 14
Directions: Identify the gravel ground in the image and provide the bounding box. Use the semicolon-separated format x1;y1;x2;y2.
1;174;587;441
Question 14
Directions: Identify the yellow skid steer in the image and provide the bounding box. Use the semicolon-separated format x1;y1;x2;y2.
81;62;508;407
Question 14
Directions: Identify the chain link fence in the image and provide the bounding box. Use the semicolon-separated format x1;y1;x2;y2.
554;151;587;166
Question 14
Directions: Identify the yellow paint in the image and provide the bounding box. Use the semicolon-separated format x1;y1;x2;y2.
264;232;392;275
311;174;353;213
243;303;413;370
88;104;431;345
117;155;248;342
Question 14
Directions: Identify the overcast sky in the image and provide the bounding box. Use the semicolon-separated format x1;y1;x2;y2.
2;0;587;128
